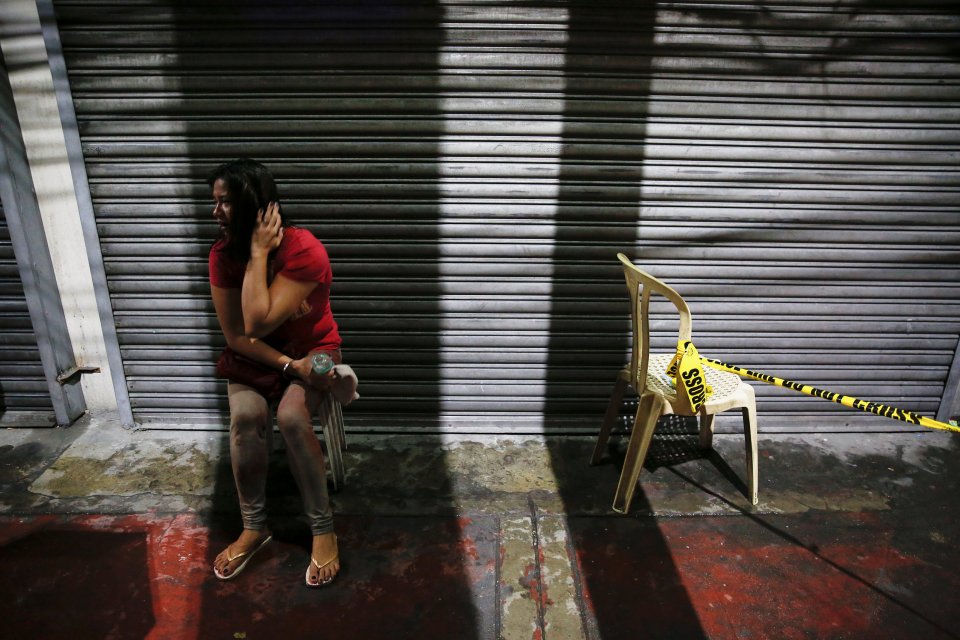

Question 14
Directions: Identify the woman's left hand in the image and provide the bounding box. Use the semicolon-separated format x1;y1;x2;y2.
287;357;334;391
250;201;283;257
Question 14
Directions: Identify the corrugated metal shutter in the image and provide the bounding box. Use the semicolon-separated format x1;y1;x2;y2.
0;203;56;426
53;0;960;432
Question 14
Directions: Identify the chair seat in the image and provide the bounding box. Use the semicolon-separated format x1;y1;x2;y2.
626;353;750;413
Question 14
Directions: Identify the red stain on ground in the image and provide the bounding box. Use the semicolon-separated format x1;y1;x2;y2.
146;514;212;640
573;546;597;617
0;513;209;640
671;527;923;639
570;514;960;640
0;514;499;639
520;561;553;610
455;516;497;587
459;533;481;562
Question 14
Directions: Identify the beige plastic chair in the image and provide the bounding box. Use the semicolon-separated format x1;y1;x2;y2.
317;393;347;492
592;253;759;513
316;363;358;492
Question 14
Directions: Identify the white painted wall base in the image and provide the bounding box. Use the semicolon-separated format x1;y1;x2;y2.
0;0;117;415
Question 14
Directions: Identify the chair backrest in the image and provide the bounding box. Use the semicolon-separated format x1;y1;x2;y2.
616;253;693;391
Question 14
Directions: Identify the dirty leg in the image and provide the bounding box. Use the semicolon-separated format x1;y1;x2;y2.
277;381;339;585
216;382;274;577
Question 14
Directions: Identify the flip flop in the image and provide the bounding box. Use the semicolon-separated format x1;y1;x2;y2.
306;535;339;588
213;535;272;581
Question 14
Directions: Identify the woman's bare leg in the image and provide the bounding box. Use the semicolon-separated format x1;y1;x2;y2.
276;381;339;584
214;382;272;577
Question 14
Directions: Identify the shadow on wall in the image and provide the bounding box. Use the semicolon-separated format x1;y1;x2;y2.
542;2;708;637
542;0;960;434
545;0;960;636
685;0;960;74
162;1;483;637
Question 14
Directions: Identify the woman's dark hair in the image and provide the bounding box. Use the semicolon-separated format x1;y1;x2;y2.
207;158;287;262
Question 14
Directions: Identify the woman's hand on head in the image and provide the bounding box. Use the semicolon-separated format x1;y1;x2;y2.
250;201;283;258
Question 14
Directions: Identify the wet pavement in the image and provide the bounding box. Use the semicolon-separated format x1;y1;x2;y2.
1;415;958;639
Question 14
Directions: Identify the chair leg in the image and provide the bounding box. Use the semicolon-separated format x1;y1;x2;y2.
612;393;664;514
742;402;758;505
591;376;629;465
698;413;715;450
318;394;346;493
331;402;346;491
334;399;347;451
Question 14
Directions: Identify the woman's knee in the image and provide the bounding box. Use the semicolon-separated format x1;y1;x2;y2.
276;408;314;442
231;405;270;440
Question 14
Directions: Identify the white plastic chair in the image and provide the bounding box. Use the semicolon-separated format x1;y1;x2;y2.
317;392;347;491
592;253;759;513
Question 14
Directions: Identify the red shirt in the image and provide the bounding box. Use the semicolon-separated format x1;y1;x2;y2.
209;226;342;357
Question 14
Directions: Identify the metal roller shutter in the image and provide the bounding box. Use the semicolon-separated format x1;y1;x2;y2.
0;203;56;426
52;0;960;432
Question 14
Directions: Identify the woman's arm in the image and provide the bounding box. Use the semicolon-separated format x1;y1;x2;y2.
241;202;318;337
212;284;289;368
211;283;330;385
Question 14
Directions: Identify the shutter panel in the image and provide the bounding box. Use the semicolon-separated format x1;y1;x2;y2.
0;204;56;426
53;0;960;432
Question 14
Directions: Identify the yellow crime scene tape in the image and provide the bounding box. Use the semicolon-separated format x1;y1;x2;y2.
667;341;960;434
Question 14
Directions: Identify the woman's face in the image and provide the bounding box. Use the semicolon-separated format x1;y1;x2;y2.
211;178;233;236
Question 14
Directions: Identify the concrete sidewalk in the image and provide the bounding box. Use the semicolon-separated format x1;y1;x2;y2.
1;416;958;639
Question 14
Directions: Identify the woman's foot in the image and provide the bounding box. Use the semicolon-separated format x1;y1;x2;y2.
213;529;272;580
305;532;339;587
